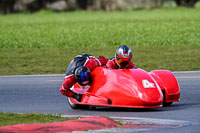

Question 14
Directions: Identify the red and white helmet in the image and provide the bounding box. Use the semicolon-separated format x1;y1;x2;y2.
115;45;132;68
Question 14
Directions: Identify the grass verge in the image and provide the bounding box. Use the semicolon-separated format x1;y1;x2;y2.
0;45;199;75
0;112;77;127
0;8;200;75
0;8;200;48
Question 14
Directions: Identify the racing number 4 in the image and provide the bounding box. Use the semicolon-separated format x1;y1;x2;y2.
142;79;155;88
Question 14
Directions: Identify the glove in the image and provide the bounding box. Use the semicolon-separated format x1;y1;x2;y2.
72;93;82;102
98;56;108;66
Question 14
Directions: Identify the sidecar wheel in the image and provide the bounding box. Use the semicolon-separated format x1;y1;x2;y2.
162;91;173;106
67;97;89;109
163;102;173;106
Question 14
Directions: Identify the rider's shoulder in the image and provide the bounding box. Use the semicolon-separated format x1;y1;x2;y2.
75;54;93;59
109;57;115;61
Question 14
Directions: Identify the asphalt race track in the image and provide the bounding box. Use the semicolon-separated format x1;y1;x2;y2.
0;71;200;133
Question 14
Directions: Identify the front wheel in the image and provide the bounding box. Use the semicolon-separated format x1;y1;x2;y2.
67;97;89;109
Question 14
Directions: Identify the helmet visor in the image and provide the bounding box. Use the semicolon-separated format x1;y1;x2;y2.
116;58;130;64
116;58;130;68
80;72;90;85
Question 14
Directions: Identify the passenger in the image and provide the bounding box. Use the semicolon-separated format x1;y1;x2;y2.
106;45;135;69
59;54;108;102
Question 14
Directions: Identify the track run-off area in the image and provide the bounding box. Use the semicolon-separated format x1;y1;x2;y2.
0;71;200;132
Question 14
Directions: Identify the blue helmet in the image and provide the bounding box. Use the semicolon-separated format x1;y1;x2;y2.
75;66;91;86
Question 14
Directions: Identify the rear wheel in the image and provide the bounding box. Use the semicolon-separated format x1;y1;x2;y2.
162;91;173;106
67;97;89;109
163;102;173;106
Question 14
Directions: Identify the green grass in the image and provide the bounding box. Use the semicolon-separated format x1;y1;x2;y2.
0;112;77;127
0;8;200;48
0;8;200;75
0;45;199;75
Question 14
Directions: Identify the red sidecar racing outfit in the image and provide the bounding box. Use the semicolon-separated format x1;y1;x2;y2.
60;54;108;97
106;57;135;69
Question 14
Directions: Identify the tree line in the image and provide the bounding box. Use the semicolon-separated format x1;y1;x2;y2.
0;0;199;14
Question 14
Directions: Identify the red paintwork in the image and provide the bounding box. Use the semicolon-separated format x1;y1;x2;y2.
0;117;118;133
150;70;180;103
70;67;180;108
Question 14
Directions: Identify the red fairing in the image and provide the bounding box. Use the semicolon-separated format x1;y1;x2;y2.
70;67;180;108
106;58;135;69
69;67;180;108
150;70;180;103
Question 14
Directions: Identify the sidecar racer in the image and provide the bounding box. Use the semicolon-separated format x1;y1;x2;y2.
67;67;180;109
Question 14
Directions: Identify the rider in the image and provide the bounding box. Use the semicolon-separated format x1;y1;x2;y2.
106;45;135;69
59;54;108;102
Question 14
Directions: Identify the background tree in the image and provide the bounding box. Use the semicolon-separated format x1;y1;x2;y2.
174;0;199;7
0;0;199;14
0;0;15;14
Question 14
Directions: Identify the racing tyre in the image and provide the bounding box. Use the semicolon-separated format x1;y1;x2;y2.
162;91;173;106
163;102;173;106
67;97;89;109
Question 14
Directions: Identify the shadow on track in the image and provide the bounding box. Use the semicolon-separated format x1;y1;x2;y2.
71;102;200;112
76;106;163;112
159;103;200;111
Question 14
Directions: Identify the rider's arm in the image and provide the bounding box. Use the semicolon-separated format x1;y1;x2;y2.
84;58;101;71
98;56;109;66
105;58;117;69
59;74;76;97
128;60;136;69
